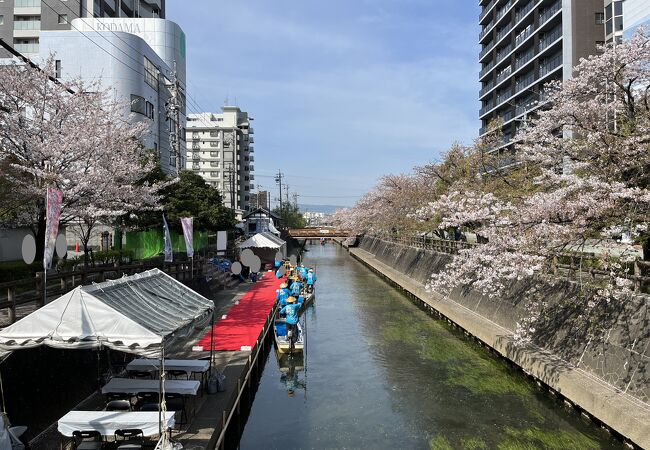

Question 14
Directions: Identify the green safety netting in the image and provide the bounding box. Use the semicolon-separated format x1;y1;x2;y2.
124;229;208;259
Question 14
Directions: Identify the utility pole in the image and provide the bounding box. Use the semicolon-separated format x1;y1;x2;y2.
166;61;183;175
225;164;236;210
275;170;284;214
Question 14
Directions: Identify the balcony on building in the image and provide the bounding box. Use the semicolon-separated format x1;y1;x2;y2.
14;0;41;16
13;16;40;39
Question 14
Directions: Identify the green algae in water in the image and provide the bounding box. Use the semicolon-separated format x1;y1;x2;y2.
497;427;600;450
461;437;488;449
429;435;454;450
382;308;531;396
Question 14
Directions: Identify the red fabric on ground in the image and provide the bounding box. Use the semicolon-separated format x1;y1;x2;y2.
197;274;280;351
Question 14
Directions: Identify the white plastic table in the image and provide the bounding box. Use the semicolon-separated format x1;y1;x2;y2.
101;378;200;396
126;358;210;376
58;411;175;437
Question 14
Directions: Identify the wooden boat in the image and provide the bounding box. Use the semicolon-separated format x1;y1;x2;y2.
274;318;304;354
299;291;315;312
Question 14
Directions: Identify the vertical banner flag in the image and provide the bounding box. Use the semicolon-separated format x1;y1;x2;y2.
181;217;194;258
163;214;173;262
44;187;63;270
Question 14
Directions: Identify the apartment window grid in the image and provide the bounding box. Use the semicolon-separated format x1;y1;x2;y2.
479;0;564;137
143;56;158;91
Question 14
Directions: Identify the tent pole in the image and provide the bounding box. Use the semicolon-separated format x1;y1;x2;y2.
209;309;215;373
159;342;165;436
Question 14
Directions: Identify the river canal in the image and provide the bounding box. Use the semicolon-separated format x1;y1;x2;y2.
239;243;623;449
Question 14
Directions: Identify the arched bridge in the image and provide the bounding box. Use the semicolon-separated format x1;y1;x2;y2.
287;228;350;239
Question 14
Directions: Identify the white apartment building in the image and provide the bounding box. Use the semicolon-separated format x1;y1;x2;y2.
34;17;186;175
186;106;255;212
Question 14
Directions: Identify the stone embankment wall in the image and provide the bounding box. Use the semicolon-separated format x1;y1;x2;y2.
350;235;650;448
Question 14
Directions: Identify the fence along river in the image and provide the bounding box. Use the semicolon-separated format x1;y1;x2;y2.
238;243;623;449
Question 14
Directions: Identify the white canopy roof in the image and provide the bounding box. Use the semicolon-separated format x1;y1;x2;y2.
238;232;286;250
0;269;213;355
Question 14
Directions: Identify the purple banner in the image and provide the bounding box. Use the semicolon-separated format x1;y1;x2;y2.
44;187;63;270
181;217;194;259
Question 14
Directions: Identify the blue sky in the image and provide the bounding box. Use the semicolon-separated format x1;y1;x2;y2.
167;1;481;207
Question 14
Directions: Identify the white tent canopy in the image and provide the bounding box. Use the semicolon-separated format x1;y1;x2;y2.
238;232;286;250
0;269;213;355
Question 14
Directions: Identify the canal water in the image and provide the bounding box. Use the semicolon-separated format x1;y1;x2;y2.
239;244;623;449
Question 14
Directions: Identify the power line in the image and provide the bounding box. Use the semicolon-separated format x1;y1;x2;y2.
0;37;75;94
42;0;215;127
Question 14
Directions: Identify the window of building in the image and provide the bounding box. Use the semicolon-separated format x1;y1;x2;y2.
130;94;146;115
615;16;623;31
55;60;61;78
210;131;219;137
0;15;4;25
614;1;622;16
595;12;604;25
145;101;154;120
58;14;67;24
143;56;158;91
606;19;612;35
210;161;219;167
210;171;219;177
605;3;612;20
209;141;218;147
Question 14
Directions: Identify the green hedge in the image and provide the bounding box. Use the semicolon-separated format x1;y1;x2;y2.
124;229;208;259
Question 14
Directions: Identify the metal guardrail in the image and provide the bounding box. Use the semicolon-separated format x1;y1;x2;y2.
371;235;650;293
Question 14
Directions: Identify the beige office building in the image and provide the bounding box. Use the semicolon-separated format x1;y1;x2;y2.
186;106;255;212
478;0;604;154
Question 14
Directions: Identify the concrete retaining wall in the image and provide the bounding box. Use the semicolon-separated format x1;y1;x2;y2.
351;236;650;448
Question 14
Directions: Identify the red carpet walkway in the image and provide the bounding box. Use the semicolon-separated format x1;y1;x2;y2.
197;274;280;351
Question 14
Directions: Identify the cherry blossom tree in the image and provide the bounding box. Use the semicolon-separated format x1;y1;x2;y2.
337;30;650;341
0;57;165;261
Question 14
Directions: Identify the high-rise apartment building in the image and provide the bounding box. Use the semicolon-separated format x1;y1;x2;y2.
186;106;255;212
0;0;164;58
479;0;603;151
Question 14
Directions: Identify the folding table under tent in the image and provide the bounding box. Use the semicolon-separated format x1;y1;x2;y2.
0;268;215;446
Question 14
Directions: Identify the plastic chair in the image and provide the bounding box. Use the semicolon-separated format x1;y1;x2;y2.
164;393;187;427
137;391;159;406
105;392;131;402
105;400;132;411
114;428;144;449
139;403;159;411
167;369;188;380
128;370;153;379
72;430;103;450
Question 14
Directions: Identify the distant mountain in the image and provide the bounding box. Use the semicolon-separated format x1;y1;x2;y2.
298;204;345;215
